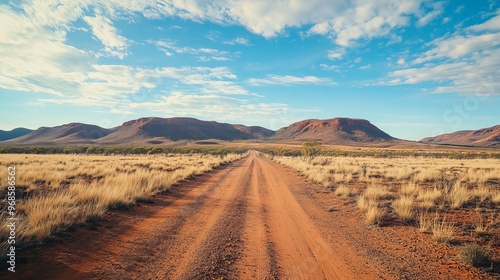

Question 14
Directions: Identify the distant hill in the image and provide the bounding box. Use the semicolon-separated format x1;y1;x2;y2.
0;128;32;141
98;117;273;144
273;118;395;143
420;125;500;147
2;117;274;145
4;123;111;145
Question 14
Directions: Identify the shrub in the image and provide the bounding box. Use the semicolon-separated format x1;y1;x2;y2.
460;243;490;267
301;141;322;161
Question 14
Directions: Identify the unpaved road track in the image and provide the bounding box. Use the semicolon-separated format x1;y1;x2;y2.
5;152;491;279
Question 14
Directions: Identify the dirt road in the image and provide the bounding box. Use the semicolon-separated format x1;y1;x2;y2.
5;152;491;279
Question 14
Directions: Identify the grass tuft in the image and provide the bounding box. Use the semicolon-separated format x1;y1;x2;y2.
363;184;393;200
448;182;471;209
334;185;354;199
432;215;456;243
365;204;386;226
393;196;415;223
418;212;433;233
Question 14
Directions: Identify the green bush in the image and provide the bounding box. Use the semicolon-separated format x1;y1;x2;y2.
460;243;490;267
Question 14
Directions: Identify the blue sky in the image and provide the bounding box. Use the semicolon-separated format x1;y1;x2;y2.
0;0;499;141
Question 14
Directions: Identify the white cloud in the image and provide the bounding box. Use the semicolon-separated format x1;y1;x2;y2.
319;64;339;71
0;4;89;96
225;0;342;38
223;37;250;45
153;40;234;61
386;48;500;96
467;10;500;32
416;2;444;27
413;33;500;64
417;10;441;27
247;75;336;86
309;1;424;46
327;48;346;60
83;14;129;59
381;8;500;97
359;64;371;70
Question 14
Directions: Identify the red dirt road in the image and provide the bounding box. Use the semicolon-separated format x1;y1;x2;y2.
4;152;492;279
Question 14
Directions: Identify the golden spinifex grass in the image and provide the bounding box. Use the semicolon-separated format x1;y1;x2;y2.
272;155;500;187
272;155;500;210
271;153;499;250
392;195;415;223
0;153;243;249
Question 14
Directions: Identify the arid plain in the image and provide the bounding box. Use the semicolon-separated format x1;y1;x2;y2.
0;117;499;279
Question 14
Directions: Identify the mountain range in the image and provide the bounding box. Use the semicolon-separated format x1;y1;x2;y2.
0;117;498;147
420;125;500;147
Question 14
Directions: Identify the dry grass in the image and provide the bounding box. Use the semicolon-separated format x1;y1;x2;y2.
491;191;500;205
432;216;457;243
270;153;499;257
393;196;415;223
418;213;433;233
334;185;354;198
357;195;376;212
448;182;472;209
0;153;243;247
474;215;489;236
365;204;386;226
416;188;442;210
363;184;392;200
400;182;419;197
473;184;491;203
